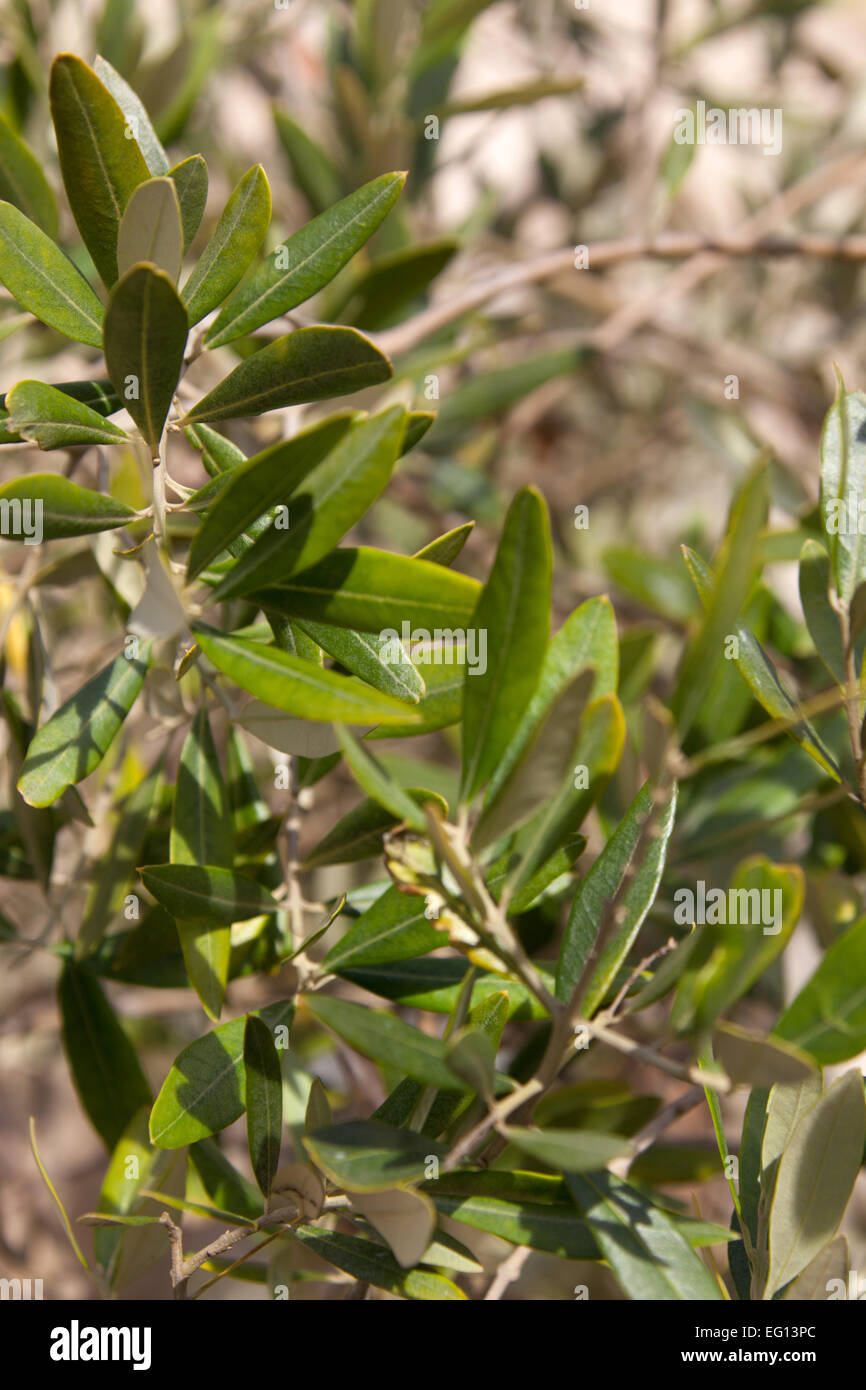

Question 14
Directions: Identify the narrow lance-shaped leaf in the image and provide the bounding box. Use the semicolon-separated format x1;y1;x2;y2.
171;708;233;867
182;165;271;325
820;382;866;603
773;915;866;1063
49;53;150;286
205;171;407;347
292;1226;464;1300
104;263;188;455
169;154;208;251
295;619;424;704
304;1120;445;1192
18;643;151;807
211;407;407;600
0;109;58;236
460;486;552;803
193;628;424;726
798;539;846;685
140;863;279;924
59;963;151;1150
0;201;104;346
336;727;429;830
181;326;391;426
244;1016;283;1196
6;382;129;450
0;474;136;537
93;55;170;176
117;176;183;283
306;994;472;1090
274;109;342;215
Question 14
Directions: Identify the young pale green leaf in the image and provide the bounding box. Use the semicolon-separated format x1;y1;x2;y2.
0;201;105;346
211;407;407;600
6;381;129;449
176;919;231;1022
187;414;353;578
473;668;594;851
254;546;481;634
414;522;474;567
305;1078;332;1134
566;1170;723;1299
349;1188;436;1269
0;474;136;537
445;1029;496;1102
305;994;471;1090
244;1016;283;1196
461;487;552;802
169;154;208;251
171;708;233;867
820;383;866;603
18;644;150;807
59;964;151;1150
194;629;422;726
49;53;150;286
182;165;271;324
322;884;440;972
798;539;845;684
296;620;424;704
773;915;866;1062
140;863;279;923
0;109;58;236
292;1226;465;1299
104;263;188;454
149;999;295;1148
303;1120;445;1191
93;55;169;176
500;1126;631;1173
761;1075;823;1213
713;1024;817;1087
117;177;183;282
182;326;391;425
336;727;429;830
766;1070;866;1297
274;109;342;215
205;171;407;347
683;545;842;780
483;596;619;812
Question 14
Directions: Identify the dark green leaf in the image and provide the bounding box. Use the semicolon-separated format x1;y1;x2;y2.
182;165;271;325
0;201;104;346
244;1016;283;1196
6;381;128;449
59;963;151;1149
104;263;188;454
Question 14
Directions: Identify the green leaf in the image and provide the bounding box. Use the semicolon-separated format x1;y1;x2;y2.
0;109;58;236
182;326;391;425
773;915;866;1062
0;473;136;536
59;963;151;1149
500;1126;632;1173
117;176;183;282
6;381;129;449
140;863;279;923
671;461;768;737
483;596;619;813
190;1137;264;1222
18;644;150;807
211;407;407;600
336;727;429;830
414;522;474;567
781;1235;849;1301
274;109;342;215
182;166;271;325
0;201;104;346
205;171;407;347
93;55;169;176
460;487;552;802
342;239;458;331
566;1170;723;1299
445;1027;496;1103
713;1024;817;1087
340;960;550;1021
798;539;845;684
104;263;188;454
296;619;424;704
322;883;440;971
349;1188;436;1269
304;1120;445;1191
77;762;163;959
254;546;480;634
171;708;233;867
766;1071;866;1297
306;994;471;1090
169;154;209;251
291;1226;465;1299
49;53;150;286
91;1108;183;1286
244;1016;283;1196
820;383;866;603
185;421;246;476
176;916;231;1020
187;413;353;579
193;628;422;726
683;545;842;780
149;998;295;1148
473;669;594;851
